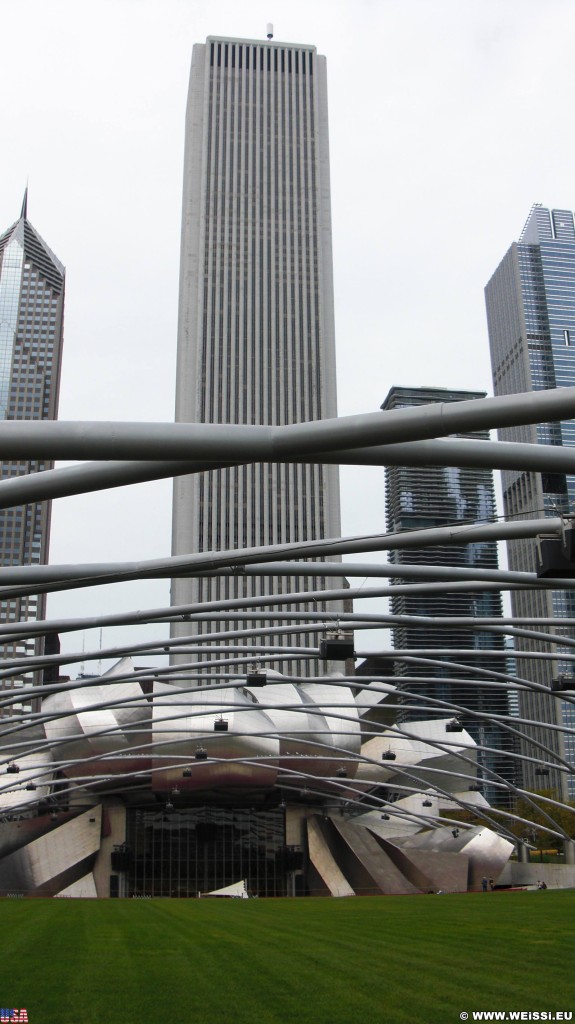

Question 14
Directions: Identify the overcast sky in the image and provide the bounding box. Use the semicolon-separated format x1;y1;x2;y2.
2;0;574;669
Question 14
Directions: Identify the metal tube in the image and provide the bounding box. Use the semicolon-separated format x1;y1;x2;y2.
0;386;572;460
0;516;564;586
1;436;575;508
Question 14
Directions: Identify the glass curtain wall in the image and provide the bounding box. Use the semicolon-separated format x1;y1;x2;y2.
126;806;287;897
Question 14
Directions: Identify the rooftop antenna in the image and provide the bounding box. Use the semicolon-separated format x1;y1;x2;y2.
266;23;273;39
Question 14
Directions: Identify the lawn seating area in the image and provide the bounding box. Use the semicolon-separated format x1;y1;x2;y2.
1;890;573;1024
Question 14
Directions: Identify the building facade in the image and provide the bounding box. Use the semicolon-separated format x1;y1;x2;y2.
171;36;343;675
485;204;575;800
0;193;65;714
382;386;516;806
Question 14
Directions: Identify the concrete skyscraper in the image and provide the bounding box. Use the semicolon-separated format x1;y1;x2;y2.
382;386;516;805
485;204;575;799
0;193;65;712
171;36;343;674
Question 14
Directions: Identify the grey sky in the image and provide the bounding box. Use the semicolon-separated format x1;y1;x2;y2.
2;0;573;668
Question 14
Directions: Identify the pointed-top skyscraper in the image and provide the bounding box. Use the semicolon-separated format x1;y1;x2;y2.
0;193;65;712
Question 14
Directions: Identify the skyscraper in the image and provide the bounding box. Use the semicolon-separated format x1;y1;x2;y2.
382;386;516;805
0;193;65;713
171;36;343;674
485;204;575;799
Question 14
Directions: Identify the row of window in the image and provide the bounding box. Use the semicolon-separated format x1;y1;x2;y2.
209;41;313;76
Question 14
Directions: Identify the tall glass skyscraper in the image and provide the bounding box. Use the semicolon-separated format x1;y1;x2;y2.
382;386;516;806
0;193;65;713
485;204;575;799
171;36;343;675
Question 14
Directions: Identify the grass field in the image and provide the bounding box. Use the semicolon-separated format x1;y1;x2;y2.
1;890;573;1024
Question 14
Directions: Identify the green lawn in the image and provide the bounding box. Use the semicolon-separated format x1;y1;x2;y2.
2;891;573;1024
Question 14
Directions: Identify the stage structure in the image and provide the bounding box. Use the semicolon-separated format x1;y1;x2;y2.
1;389;575;895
